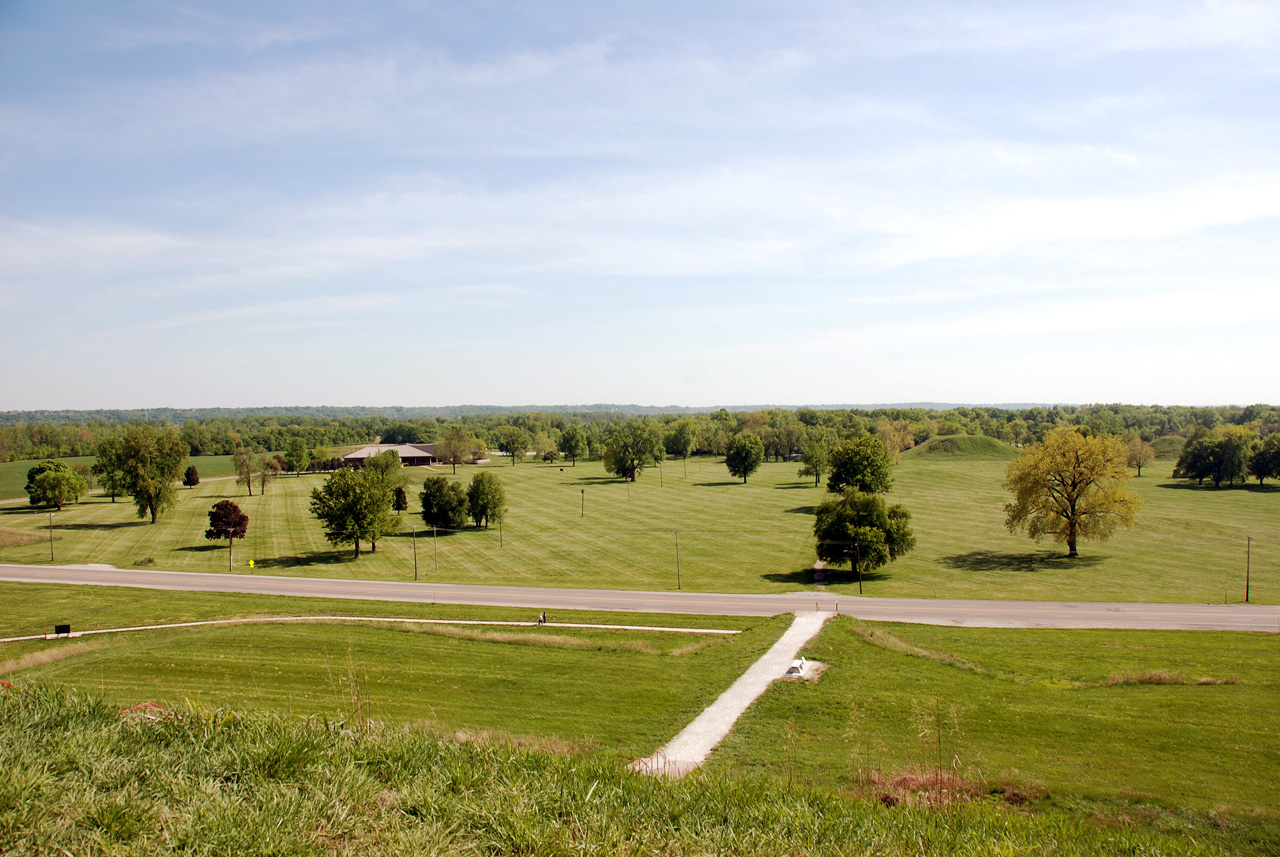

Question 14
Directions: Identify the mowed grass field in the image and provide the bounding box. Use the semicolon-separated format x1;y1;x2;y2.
0;583;784;757
1;441;1277;602
0;453;243;503
711;617;1280;817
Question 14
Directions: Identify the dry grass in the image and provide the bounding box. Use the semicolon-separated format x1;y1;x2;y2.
0;528;43;548
1105;671;1240;687
400;622;665;654
0;641;100;675
863;766;987;808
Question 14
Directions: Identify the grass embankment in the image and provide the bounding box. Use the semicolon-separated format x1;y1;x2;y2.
1;445;1276;602
0;583;780;756
712;616;1279;851
0;684;1236;856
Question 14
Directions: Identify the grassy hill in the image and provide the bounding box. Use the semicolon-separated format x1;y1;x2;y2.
0;683;1248;856
903;435;1021;461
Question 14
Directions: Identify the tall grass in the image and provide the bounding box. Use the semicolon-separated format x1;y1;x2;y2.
0;683;1225;856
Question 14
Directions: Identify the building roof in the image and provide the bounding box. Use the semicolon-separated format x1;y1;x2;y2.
342;443;436;460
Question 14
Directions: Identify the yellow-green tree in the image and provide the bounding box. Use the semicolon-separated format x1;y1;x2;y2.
1003;428;1141;558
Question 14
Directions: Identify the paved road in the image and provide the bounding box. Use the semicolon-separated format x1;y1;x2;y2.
3;563;1278;631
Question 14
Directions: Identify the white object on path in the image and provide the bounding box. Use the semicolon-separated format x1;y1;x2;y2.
630;611;832;778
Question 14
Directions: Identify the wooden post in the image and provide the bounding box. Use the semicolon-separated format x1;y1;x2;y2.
674;529;681;590
48;512;54;562
412;525;418;581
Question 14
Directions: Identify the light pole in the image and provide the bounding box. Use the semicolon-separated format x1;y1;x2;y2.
48;512;54;562
412;525;418;581
674;529;681;590
581;489;585;518
433;525;439;574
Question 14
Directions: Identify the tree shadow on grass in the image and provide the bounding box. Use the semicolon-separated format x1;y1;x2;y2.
252;552;358;568
692;481;743;487
784;506;817;515
776;483;820;490
176;544;222;552
562;476;627;486
762;566;890;586
1155;481;1279;493
54;521;148;531
941;550;1103;573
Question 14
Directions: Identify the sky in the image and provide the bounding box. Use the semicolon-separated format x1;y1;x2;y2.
1;0;1278;411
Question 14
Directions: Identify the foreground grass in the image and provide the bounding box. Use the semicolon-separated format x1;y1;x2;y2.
0;684;1233;856
1;584;780;756
1;447;1276;602
712;617;1279;845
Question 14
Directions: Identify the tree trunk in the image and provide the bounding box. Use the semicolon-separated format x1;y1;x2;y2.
353;539;360;558
150;505;158;524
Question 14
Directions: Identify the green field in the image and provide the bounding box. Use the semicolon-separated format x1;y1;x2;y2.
1;583;782;757
2;443;1276;603
0;453;244;503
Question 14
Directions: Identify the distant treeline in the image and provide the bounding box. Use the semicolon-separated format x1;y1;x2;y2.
2;403;1277;464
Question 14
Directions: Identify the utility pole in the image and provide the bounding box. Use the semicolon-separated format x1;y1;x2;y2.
855;542;863;595
433;525;439;574
1246;535;1251;603
674;529;682;590
412;525;418;581
48;512;54;562
581;489;585;518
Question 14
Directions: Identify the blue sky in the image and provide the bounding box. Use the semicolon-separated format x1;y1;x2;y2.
2;0;1277;410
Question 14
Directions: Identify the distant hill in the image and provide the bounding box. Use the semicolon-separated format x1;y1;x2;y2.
904;435;1021;461
1153;436;1185;460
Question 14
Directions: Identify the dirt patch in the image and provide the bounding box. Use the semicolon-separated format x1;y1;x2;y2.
0;641;102;675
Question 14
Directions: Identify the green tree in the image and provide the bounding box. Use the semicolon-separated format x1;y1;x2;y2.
797;435;832;487
283;436;311;474
25;461;88;511
558;425;588;466
499;426;532;465
602;419;665;482
1249;433;1280;484
120;425;188;524
392;486;409;514
827;437;893;495
204;500;248;572
1004;428;1142;558
725;433;765;483
256;453;281;494
233;447;255;496
92;436;128;502
309;467;398;558
665;419;699;475
183;465;200;488
420;476;469;530
1174;427;1253;488
813;489;916;577
1126;439;1156;477
466;471;506;529
436;427;476;474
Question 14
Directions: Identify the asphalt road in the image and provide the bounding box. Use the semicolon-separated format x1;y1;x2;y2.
3;563;1278;631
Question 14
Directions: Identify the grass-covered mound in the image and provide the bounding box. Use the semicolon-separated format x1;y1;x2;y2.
904;435;1021;461
0;684;1227;856
1153;436;1185;461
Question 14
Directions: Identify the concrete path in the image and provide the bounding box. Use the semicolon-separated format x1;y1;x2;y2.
629;611;832;777
3;564;1278;631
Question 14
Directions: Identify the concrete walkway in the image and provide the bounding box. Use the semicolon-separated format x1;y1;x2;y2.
630;611;833;777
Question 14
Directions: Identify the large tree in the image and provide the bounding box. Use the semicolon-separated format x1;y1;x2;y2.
436;427;476;474
256;453;281;494
558;425;588;466
91;436;128;502
283;436;311;474
724;433;765;483
1126;439;1156;477
1174;427;1253;488
499;425;532;465
602;418;665;482
204;500;249;572
1249;433;1280;484
120;425;188;524
25;460;88;511
797;434;832;487
183;465;200;488
232;447;255;496
420;476;469;530
813;489;916;577
1004;428;1142;558
309;467;398;558
466;471;506;529
826;436;893;495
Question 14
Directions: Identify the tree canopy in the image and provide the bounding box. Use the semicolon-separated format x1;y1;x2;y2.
436;427;477;474
183;465;200;488
1004;428;1142;558
813;489;916;577
1249;433;1280;484
1173;427;1253;488
826;436;893;495
91;436;127;502
283;436;311;474
25;460;88;511
233;447;255;496
724;433;765;483
120;425;188;524
204;500;248;571
466;471;506;529
558;425;588;466
420;476;469;530
309;467;399;557
602;419;665;482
